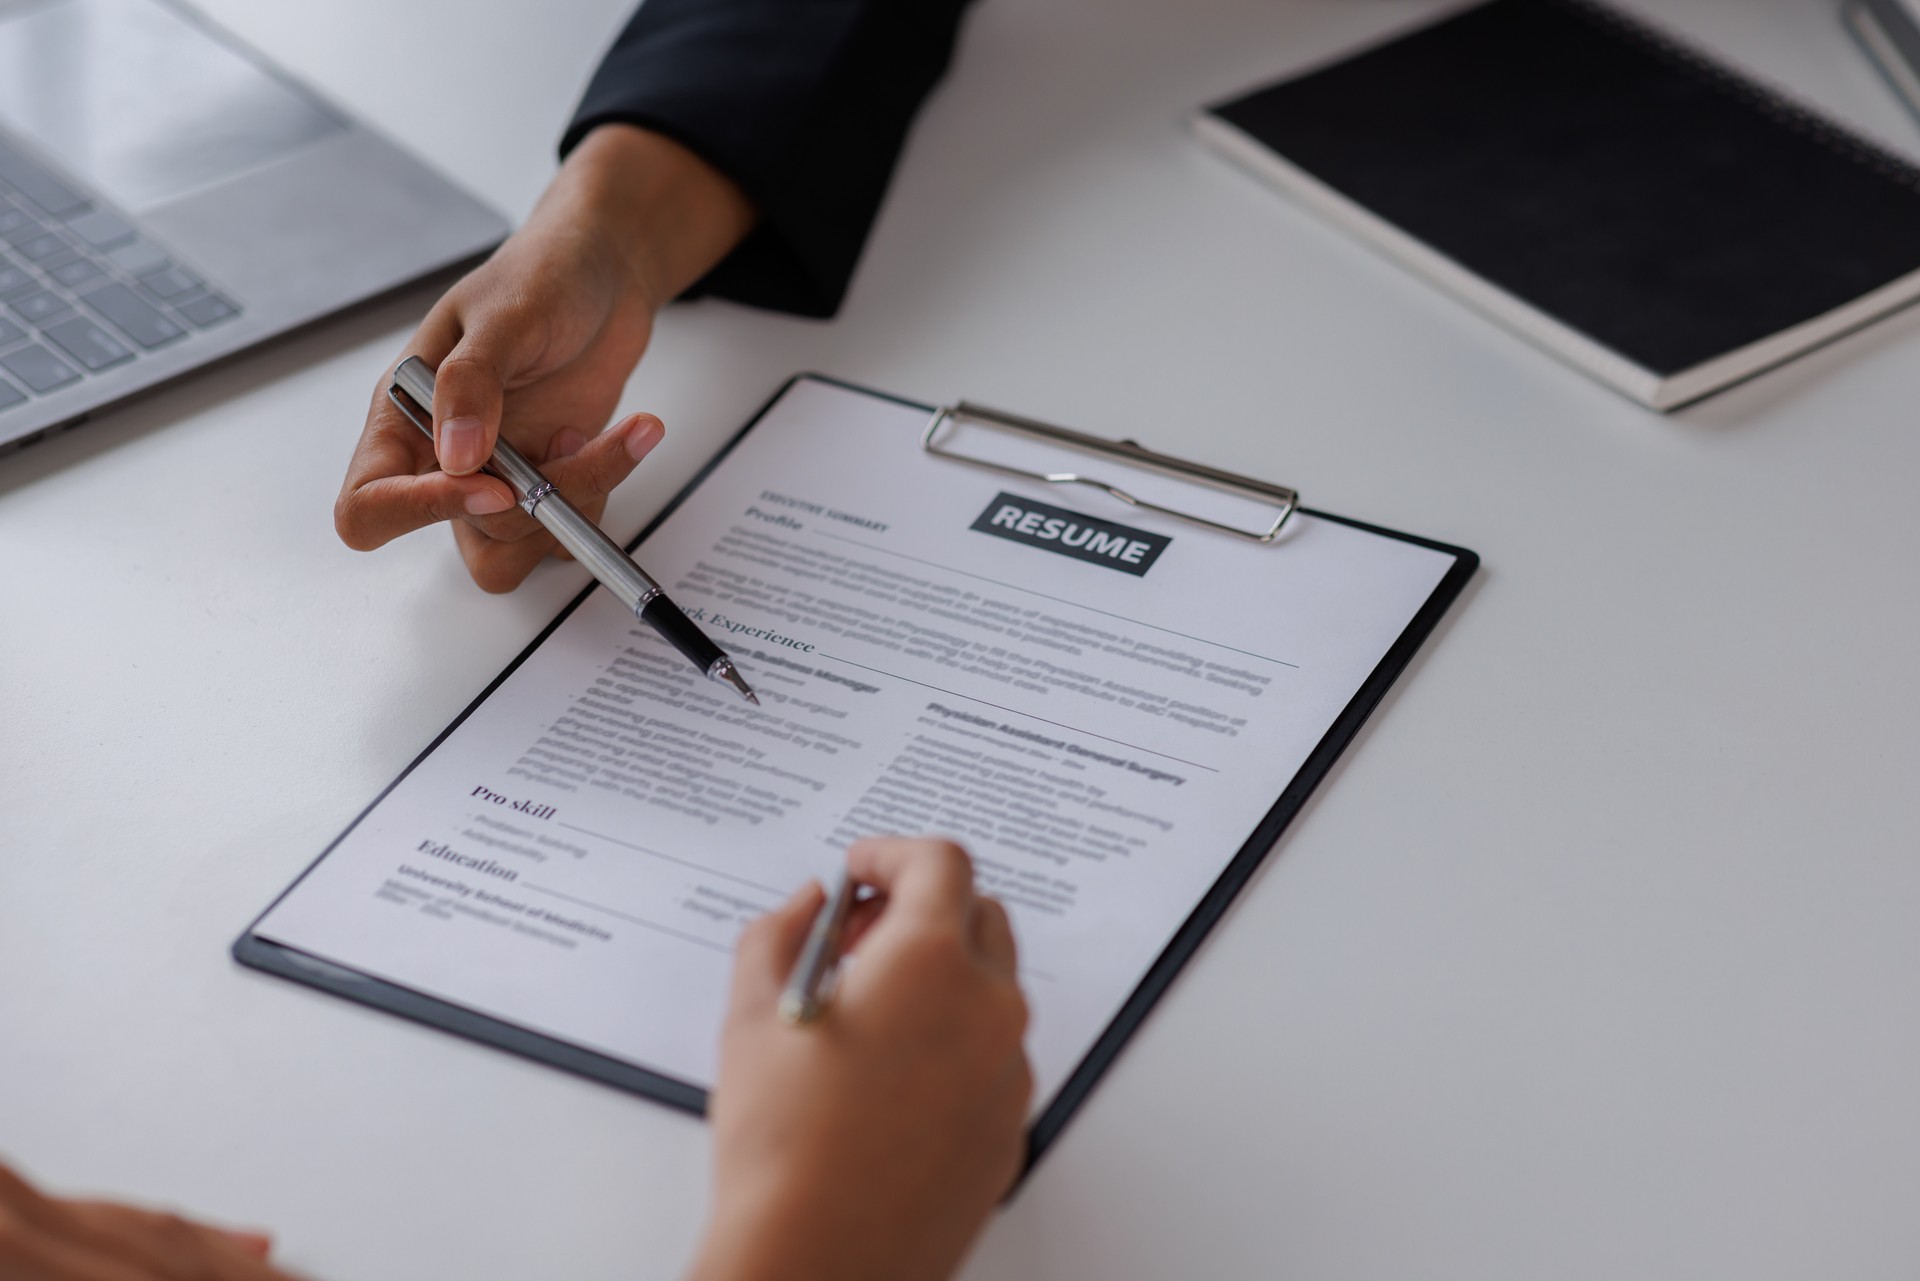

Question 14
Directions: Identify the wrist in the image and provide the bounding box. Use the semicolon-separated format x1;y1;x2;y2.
685;1183;887;1281
684;1186;823;1281
545;123;757;315
685;1184;960;1281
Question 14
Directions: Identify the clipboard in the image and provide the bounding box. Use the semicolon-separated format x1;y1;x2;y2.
235;373;1478;1180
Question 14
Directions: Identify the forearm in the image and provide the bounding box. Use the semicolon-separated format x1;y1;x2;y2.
535;123;757;315
564;0;981;317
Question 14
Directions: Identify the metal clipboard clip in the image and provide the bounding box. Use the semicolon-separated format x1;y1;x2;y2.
922;401;1299;543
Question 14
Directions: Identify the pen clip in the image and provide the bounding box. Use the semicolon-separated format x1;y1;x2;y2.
386;378;432;437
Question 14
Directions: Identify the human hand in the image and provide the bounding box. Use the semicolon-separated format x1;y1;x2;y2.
691;838;1033;1281
0;1161;298;1280
334;125;754;592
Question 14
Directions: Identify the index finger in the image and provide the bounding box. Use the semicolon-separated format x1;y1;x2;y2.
845;837;976;929
347;307;463;490
346;363;434;488
335;322;518;551
62;1201;276;1273
0;1161;60;1228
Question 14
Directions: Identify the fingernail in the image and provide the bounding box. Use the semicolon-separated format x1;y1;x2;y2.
439;417;486;474
221;1229;274;1258
549;430;587;461
625;416;665;461
465;488;513;516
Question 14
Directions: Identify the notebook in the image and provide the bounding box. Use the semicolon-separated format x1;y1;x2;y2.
1195;0;1920;410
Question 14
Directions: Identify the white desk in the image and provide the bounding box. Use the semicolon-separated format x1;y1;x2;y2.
6;1;1919;1277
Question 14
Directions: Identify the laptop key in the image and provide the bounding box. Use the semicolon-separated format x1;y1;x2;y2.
14;232;68;262
80;282;185;349
107;241;168;276
42;316;132;372
173;292;238;328
0;207;32;237
0;379;24;411
138;266;201;300
31;246;78;274
0;316;24;347
0;140;89;217
62;208;135;248
10;289;70;325
0;263;32;297
48;258;103;289
0;343;80;393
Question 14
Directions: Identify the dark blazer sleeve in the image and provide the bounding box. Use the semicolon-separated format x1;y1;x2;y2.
562;0;978;318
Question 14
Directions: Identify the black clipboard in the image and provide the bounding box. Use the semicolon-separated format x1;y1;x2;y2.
235;373;1479;1181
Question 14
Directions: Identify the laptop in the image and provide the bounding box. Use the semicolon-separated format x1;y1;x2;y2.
0;0;509;453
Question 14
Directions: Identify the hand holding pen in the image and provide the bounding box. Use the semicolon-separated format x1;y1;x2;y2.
385;358;757;702
701;839;1032;1281
331;127;756;592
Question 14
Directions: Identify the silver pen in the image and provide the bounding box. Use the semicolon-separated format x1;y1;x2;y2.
388;356;757;704
779;874;856;1024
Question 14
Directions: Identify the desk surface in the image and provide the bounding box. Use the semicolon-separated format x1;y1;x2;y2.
6;1;1919;1278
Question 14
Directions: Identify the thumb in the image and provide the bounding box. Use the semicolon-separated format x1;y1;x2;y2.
728;881;827;1017
431;328;531;475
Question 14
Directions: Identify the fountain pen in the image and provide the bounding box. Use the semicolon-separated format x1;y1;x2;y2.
389;356;758;705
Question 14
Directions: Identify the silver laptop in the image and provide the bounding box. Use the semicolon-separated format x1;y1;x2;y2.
0;0;509;453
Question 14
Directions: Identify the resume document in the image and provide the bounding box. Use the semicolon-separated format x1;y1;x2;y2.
253;379;1460;1115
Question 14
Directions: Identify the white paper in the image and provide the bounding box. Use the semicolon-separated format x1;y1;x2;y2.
255;378;1458;1112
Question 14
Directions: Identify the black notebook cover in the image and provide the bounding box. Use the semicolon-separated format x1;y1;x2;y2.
1200;0;1920;407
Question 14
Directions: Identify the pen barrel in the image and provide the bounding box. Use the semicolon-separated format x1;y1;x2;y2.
512;468;736;681
389;358;737;683
482;436;554;506
639;594;729;677
520;482;663;616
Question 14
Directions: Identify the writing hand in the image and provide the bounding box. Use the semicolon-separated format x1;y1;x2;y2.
334;125;754;592
0;1161;299;1280
692;838;1033;1281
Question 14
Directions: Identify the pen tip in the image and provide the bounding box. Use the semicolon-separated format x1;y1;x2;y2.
714;660;760;705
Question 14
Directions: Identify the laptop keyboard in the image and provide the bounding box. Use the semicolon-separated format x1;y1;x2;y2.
0;138;242;414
